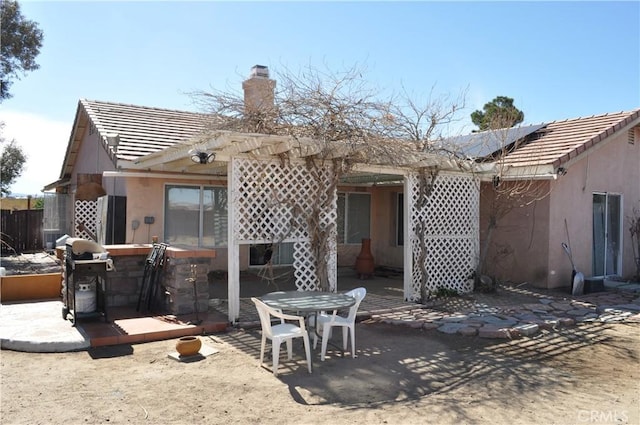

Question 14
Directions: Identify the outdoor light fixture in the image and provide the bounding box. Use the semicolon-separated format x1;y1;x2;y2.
557;167;567;176
189;149;216;164
106;133;120;149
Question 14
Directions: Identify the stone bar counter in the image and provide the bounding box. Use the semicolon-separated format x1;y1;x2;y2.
96;245;216;315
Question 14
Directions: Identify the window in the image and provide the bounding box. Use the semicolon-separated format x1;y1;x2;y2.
165;185;227;248
249;242;294;266
337;192;371;243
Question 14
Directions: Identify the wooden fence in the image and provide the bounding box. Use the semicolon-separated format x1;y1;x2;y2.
1;209;43;254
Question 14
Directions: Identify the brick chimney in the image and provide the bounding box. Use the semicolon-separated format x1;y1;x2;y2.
242;65;276;114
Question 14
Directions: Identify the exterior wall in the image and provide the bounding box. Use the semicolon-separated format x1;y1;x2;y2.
122;176;166;244
370;185;404;269
122;176;245;271
119;176;408;273
67;128;118;238
335;184;404;270
483;125;640;289
480;182;551;287
336;185;371;268
548;127;640;286
71;129;116;196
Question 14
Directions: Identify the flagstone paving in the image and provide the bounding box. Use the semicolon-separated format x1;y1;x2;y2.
366;284;640;339
223;280;640;340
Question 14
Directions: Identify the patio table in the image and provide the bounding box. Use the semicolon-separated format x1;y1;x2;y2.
261;290;355;314
261;290;356;362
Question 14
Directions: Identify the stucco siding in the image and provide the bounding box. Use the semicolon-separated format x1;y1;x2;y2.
548;127;640;285
71;130;116;193
480;182;551;287
370;185;404;269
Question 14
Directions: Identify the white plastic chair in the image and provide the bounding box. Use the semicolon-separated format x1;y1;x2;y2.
251;297;312;376
312;287;367;361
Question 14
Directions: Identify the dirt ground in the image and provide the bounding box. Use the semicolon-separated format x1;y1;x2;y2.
1;319;638;425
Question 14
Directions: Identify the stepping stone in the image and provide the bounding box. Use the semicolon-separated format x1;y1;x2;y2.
514;313;541;322
478;325;512;339
599;314;629;323
550;302;573;311
479;315;518;327
575;313;599;323
404;320;426;329
457;327;478;336
422;322;440;330
557;317;575;327
513;323;539;336
440;314;469;323
437;323;468;334
524;303;553;312
567;308;593;316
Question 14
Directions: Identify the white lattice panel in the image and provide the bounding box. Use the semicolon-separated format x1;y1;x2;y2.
293;241;318;291
230;158;337;292
74;200;97;240
407;172;479;300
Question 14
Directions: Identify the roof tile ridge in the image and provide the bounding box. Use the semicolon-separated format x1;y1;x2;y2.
79;98;205;116
553;109;640;168
79;98;104;130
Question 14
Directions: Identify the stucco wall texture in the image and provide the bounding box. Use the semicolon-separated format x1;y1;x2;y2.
482;127;640;289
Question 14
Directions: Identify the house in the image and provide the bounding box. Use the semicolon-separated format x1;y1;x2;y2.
44;66;483;322
454;109;640;289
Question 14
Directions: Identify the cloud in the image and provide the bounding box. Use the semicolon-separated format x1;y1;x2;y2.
1;111;69;196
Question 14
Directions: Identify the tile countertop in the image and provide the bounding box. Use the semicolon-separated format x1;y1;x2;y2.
56;244;216;259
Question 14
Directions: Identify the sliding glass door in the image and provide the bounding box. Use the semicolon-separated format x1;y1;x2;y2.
592;193;622;277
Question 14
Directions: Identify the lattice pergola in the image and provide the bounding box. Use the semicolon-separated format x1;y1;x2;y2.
404;172;479;301
119;131;485;322
226;157;338;320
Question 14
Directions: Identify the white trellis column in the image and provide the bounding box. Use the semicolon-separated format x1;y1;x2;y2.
227;158;240;323
403;175;414;301
226;155;340;322
405;171;480;301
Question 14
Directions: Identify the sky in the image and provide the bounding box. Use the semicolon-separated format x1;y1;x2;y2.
1;0;639;197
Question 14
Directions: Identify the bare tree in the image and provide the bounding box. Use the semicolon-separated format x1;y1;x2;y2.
192;63;467;292
472;123;553;291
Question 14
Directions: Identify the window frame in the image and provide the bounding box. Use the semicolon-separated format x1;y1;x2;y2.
164;183;228;248
337;191;371;244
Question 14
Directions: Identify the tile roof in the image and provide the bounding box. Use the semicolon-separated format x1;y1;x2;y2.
57;99;638;187
500;109;640;169
80;99;213;161
77;99;463;174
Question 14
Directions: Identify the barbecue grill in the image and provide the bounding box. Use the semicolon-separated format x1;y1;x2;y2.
62;238;110;325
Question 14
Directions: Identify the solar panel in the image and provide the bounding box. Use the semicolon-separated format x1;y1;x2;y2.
441;123;547;159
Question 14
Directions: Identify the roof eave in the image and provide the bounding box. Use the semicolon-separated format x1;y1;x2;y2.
500;164;558;180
